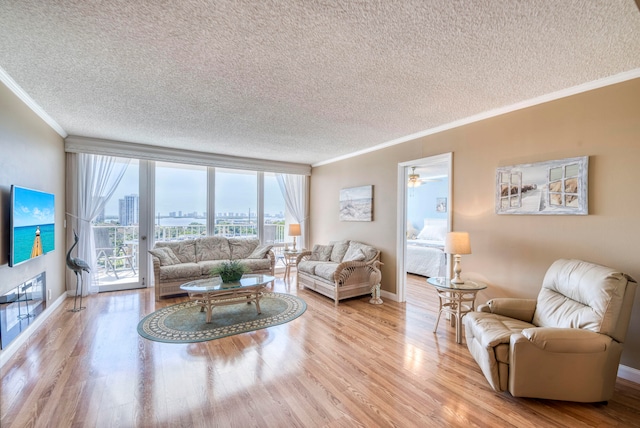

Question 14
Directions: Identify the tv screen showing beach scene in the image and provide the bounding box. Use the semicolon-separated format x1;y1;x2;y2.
10;186;55;267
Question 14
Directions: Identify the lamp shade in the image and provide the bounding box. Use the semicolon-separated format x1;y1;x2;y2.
288;223;301;236
444;232;471;255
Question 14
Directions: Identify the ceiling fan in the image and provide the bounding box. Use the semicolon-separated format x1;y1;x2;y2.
408;166;443;187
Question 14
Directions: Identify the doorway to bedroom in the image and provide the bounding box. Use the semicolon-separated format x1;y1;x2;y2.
397;153;452;302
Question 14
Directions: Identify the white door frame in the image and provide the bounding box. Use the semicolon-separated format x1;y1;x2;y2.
396;152;453;302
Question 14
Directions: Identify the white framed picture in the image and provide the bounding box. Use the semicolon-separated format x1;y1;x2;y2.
496;156;588;215
340;185;373;221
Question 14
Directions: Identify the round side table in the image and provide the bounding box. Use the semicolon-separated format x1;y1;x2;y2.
427;277;487;344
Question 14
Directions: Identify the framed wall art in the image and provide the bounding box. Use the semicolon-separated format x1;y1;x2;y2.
496;156;588;215
339;185;373;221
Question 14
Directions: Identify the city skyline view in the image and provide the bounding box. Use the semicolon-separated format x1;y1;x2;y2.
104;161;287;219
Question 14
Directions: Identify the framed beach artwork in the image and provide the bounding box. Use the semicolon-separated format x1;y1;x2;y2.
496;156;588;215
339;185;373;221
436;197;447;213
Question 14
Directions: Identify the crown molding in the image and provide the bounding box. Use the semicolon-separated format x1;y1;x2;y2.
0;66;67;138
313;69;640;167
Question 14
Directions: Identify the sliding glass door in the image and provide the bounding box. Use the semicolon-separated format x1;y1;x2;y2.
93;159;144;292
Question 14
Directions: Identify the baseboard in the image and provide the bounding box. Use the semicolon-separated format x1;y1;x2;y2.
618;364;640;385
0;293;67;369
380;289;398;302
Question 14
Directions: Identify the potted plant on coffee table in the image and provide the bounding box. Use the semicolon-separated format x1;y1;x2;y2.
210;260;249;283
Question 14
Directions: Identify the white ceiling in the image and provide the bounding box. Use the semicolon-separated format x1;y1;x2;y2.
1;1;639;166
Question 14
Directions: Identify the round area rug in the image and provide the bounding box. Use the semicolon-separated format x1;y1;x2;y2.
138;292;306;343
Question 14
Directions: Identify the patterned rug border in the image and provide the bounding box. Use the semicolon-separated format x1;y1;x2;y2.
137;292;307;343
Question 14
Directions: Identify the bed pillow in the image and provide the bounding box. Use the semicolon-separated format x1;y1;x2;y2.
407;223;420;239
309;244;333;261
417;224;447;241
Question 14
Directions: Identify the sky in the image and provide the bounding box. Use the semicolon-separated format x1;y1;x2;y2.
105;162;286;217
12;186;56;227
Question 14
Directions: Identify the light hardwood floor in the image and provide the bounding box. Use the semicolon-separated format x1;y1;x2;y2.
2;274;640;427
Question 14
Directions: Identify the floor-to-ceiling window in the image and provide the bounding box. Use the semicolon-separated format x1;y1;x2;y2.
78;151;306;289
155;161;207;241
214;168;257;238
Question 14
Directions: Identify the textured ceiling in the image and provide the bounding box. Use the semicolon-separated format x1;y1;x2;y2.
1;1;639;166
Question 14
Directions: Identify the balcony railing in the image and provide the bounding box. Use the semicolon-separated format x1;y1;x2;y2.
93;223;286;275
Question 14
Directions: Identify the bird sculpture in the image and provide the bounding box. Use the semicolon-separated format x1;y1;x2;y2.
66;230;91;312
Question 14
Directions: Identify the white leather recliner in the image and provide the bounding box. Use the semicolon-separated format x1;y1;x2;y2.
464;259;637;402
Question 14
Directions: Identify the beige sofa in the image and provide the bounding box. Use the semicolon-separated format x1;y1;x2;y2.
296;240;381;305
150;236;275;301
464;259;637;402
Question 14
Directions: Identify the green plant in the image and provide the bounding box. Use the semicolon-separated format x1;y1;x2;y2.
210;260;249;282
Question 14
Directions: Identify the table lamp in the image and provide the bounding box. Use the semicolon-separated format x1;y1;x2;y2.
444;232;471;284
288;223;301;251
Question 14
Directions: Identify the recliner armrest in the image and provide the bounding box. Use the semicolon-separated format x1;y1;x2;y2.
477;304;491;312
517;327;611;353
485;298;537;322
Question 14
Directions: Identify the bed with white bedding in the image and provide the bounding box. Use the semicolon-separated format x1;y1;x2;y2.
405;219;447;277
406;239;446;277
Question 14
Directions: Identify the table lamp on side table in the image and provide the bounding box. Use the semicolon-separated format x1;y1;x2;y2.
445;232;471;284
288;223;301;252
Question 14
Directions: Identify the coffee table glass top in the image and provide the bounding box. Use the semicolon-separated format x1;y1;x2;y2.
180;274;275;292
426;277;487;291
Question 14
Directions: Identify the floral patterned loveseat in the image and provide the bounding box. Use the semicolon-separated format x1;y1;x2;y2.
150;236;275;301
296;240;382;305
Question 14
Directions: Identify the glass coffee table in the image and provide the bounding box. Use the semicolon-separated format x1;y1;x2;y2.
180;274;275;323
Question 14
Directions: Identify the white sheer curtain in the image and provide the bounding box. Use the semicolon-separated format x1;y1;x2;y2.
276;174;308;250
68;153;129;295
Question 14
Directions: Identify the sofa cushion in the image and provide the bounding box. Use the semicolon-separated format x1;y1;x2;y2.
229;238;259;260
237;258;271;272
195;236;231;261
248;244;273;259
159;263;201;281
347;241;378;262
314;263;340;282
149;247;181;266
298;260;329;275
309;244;333;261
156;240;196;264
343;246;365;262
198;260;230;276
329;240;350;262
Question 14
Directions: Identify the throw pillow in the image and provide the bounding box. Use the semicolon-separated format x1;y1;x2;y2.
348;241;378;262
149;247;180;266
342;246;366;262
309;244;333;261
329;240;350;262
248;244;273;259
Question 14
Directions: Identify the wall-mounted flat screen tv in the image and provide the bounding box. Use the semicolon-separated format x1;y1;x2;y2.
10;185;55;267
